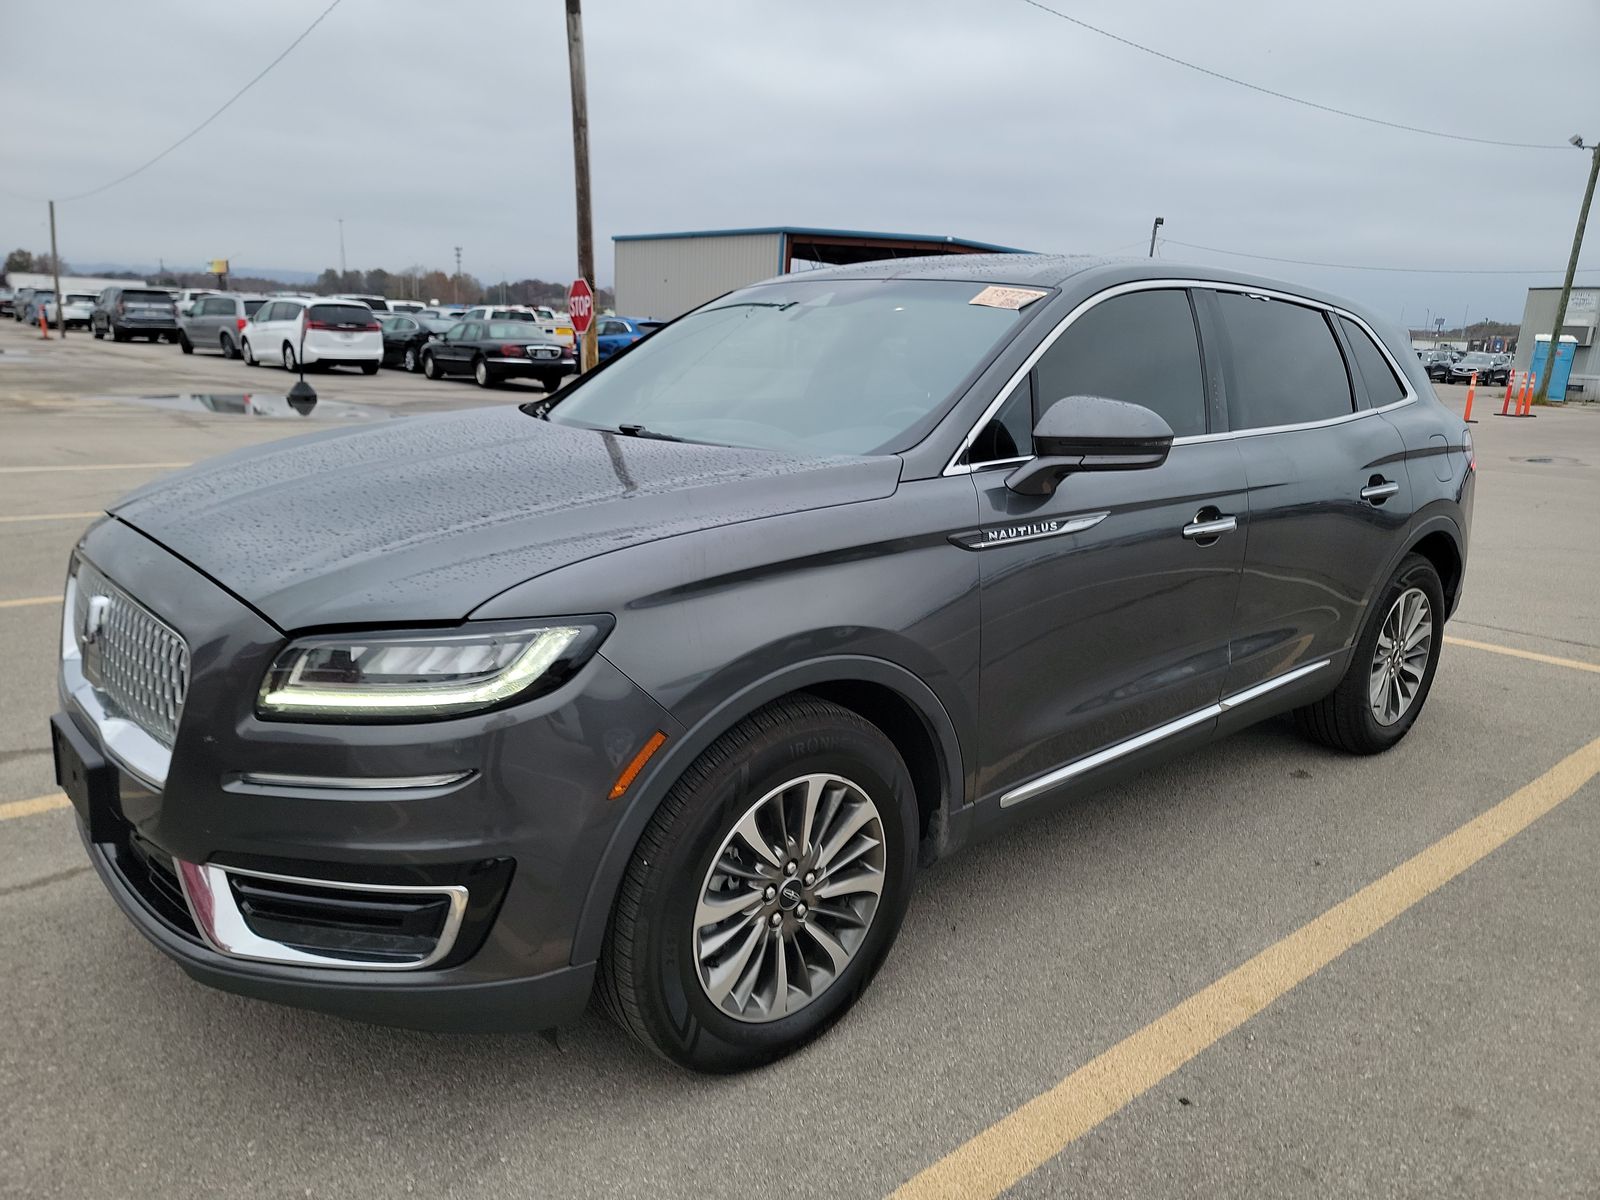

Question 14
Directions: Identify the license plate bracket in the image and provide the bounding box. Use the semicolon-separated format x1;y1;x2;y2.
51;712;119;841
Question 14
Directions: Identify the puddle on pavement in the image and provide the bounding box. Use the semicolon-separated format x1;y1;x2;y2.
106;393;392;420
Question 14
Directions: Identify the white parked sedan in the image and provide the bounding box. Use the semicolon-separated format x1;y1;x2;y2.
240;299;382;373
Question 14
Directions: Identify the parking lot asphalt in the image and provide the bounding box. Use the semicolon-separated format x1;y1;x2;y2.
2;317;1597;1199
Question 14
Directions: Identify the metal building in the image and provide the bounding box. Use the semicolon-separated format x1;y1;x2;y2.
612;226;1023;320
1514;285;1598;399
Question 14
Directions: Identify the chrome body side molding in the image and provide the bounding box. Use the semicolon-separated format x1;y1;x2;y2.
999;658;1332;809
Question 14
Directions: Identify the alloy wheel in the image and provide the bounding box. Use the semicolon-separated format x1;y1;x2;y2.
693;773;886;1023
1370;586;1432;726
403;347;417;372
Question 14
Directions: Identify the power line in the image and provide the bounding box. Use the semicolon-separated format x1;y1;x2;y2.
32;0;344;204
1015;0;1571;151
1163;237;1600;275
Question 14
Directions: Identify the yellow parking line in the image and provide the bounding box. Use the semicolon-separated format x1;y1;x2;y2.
0;794;70;822
890;733;1600;1200
0;462;188;474
1445;634;1600;676
0;595;59;609
0;512;101;524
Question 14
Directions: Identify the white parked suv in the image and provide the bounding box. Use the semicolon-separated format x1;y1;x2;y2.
240;298;382;373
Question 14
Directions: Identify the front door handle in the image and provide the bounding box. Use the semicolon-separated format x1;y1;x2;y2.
1360;479;1400;504
1182;511;1238;542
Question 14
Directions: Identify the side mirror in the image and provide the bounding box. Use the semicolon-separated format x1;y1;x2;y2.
1006;394;1174;496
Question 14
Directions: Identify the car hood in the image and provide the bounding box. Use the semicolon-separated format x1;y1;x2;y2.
108;406;901;630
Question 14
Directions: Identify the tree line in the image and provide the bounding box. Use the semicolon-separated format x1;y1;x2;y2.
4;248;614;309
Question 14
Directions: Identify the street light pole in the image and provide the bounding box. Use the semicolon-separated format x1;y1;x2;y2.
1148;216;1164;258
1537;137;1600;404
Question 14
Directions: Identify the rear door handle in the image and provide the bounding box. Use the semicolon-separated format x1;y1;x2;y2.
1182;515;1237;540
1360;480;1400;504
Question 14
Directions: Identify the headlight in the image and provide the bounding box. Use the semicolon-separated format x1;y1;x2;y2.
257;619;611;721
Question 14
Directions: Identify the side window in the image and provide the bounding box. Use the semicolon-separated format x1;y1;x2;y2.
1033;289;1207;438
1337;316;1406;408
256;303;277;322
1216;293;1353;429
968;376;1034;465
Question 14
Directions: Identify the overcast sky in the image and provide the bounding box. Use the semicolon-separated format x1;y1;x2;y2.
2;0;1596;324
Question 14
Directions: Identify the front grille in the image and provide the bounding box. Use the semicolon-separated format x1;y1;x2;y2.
74;562;190;747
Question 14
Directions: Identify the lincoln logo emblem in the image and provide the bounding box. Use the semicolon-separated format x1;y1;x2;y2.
82;595;111;646
777;880;804;910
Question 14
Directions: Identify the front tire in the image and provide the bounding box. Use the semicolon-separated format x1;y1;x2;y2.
179;332;194;354
242;338;258;367
422;351;441;380
1294;553;1445;754
599;696;918;1073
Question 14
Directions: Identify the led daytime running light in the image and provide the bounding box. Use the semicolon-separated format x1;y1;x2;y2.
259;626;581;717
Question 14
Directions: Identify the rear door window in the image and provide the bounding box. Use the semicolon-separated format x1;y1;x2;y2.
1216;293;1353;429
1337;316;1407;407
1033;288;1208;437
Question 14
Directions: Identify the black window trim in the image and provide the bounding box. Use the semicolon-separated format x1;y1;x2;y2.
945;278;1419;475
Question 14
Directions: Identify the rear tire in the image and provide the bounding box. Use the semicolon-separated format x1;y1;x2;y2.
598;696;918;1073
282;343;297;371
402;346;419;373
360;362;379;376
1293;553;1445;755
220;333;236;359
473;357;496;387
110;326;126;343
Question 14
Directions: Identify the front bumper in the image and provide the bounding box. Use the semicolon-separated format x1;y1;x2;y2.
55;518;682;1032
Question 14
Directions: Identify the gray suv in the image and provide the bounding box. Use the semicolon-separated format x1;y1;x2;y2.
91;286;179;342
51;256;1473;1072
178;293;267;358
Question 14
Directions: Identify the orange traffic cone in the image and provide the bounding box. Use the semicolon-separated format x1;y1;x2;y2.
1464;372;1477;423
37;307;50;339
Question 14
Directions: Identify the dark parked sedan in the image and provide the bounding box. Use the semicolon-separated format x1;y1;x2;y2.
420;319;574;389
1446;351;1509;386
51;255;1472;1072
377;314;438;372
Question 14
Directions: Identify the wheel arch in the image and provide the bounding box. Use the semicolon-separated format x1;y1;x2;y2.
569;654;967;965
1401;512;1465;615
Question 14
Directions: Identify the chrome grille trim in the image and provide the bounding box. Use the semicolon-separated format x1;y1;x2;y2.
73;562;190;749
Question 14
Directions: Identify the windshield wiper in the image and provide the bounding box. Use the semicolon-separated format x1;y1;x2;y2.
612;423;687;442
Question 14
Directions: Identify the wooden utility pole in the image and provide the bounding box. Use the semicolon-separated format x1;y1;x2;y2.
1536;141;1600;404
48;201;65;338
566;0;598;373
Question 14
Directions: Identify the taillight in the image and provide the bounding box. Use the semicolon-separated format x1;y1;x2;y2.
236;317;247;331
499;344;526;357
364;321;380;332
305;318;328;330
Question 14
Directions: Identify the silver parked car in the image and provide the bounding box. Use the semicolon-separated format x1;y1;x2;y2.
178;293;269;358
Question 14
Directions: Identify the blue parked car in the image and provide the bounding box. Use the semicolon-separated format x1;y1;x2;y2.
596;315;664;360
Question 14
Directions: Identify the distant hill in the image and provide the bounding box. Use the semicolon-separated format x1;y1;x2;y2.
71;262;319;284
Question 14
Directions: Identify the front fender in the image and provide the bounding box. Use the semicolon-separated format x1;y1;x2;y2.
568;652;967;965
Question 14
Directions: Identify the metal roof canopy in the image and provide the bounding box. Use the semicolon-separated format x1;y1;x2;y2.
613;225;1026;271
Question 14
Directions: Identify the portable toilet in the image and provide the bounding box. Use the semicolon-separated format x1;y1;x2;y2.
1529;334;1578;401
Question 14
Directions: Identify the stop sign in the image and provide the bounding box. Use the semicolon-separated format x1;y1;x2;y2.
568;278;594;335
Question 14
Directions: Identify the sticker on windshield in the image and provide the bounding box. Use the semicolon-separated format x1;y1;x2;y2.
968;286;1048;310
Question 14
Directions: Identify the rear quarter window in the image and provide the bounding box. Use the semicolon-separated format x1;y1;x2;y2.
1215;293;1353;430
1337;316;1407;407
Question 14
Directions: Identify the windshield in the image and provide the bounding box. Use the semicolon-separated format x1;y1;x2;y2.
544;279;1036;454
